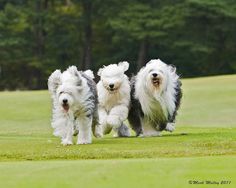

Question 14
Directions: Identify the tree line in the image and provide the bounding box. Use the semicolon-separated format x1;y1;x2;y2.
0;0;236;90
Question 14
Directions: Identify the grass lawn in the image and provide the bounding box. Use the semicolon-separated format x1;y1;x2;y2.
0;74;236;188
0;157;235;188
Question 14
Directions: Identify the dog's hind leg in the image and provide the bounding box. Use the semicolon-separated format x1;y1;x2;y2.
128;105;143;137
117;123;130;137
76;116;92;144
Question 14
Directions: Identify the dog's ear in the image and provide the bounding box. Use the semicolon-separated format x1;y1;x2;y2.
66;66;83;86
97;68;103;77
66;66;80;76
48;70;61;94
169;65;176;73
67;65;83;79
84;69;95;79
118;61;129;72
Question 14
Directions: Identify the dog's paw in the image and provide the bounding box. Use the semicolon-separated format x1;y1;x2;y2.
165;123;175;132
117;124;130;137
61;139;73;146
107;115;120;127
77;138;92;145
138;133;144;138
119;130;130;137
94;131;103;138
94;125;103;138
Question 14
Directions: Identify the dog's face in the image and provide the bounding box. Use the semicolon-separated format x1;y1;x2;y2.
56;85;76;112
142;60;169;93
48;66;83;112
98;62;129;93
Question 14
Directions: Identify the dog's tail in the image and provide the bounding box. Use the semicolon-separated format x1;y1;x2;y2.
83;70;95;79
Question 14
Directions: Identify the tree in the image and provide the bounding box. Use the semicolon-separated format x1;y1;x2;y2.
108;1;186;70
0;0;236;90
80;0;92;69
165;0;236;76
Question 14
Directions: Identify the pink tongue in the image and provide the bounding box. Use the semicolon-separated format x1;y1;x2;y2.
63;104;69;112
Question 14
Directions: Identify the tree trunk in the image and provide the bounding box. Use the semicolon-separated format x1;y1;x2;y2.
34;0;48;89
64;0;71;6
44;0;49;8
137;38;148;70
81;0;92;70
35;0;43;59
35;0;49;58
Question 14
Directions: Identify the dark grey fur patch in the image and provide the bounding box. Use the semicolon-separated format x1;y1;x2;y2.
157;122;167;131
52;83;60;94
128;76;143;136
81;72;99;135
73;127;79;136
76;79;82;86
81;72;97;104
117;123;130;137
168;79;182;123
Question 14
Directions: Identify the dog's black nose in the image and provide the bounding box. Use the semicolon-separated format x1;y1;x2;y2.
109;84;114;89
152;73;158;77
63;99;68;104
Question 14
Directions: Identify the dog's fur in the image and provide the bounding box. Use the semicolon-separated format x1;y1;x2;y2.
48;66;98;145
128;59;182;137
96;62;131;137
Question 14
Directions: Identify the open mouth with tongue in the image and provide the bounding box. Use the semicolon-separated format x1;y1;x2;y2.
62;104;69;112
152;78;161;86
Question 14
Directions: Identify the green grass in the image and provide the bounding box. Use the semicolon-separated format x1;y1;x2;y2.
179;74;236;127
0;127;235;161
0;156;235;188
0;74;236;188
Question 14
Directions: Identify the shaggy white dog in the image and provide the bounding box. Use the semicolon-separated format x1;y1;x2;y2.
48;66;98;145
128;59;182;137
96;62;131;137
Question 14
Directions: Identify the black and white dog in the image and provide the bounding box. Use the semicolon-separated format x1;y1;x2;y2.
48;66;99;145
128;59;182;137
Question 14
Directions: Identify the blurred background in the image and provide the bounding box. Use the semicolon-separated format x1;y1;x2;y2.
0;0;235;90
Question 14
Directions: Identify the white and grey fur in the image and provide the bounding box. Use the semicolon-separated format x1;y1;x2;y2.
96;62;131;137
48;66;98;145
128;59;182;137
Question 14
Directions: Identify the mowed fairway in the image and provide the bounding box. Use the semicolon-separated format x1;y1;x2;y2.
0;75;236;188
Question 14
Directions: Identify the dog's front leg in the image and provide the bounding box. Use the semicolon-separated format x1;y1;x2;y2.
165;122;175;132
61;118;73;146
107;105;129;136
76;116;92;144
98;106;108;125
107;105;128;128
97;106;112;135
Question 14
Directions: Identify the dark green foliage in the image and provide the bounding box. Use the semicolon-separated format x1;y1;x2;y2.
0;0;236;90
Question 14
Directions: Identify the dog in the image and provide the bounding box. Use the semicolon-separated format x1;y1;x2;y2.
96;62;131;137
48;66;98;145
128;59;182;137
